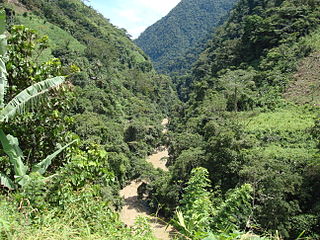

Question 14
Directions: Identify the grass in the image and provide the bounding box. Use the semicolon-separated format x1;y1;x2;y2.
0;196;157;240
302;27;320;52
242;105;318;160
15;14;86;62
245;106;315;132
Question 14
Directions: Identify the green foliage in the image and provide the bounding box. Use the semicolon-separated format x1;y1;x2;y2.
212;184;253;233
174;167;212;238
245;107;315;132
136;0;238;76
172;167;254;239
0;2;174;240
203;231;271;240
47;144;119;209
1;24;76;167
153;0;320;239
0;22;75;190
0;195;156;240
15;13;85;62
2;0;320;239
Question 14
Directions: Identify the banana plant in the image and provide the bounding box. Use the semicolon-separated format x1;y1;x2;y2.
0;131;76;189
0;10;75;190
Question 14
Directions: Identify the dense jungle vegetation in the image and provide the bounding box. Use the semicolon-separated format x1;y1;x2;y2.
1;0;320;239
135;0;238;75
0;0;176;239
139;0;320;239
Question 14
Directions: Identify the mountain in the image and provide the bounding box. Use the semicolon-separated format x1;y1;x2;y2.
135;0;238;75
0;1;177;238
2;0;320;239
143;0;320;238
6;0;177;151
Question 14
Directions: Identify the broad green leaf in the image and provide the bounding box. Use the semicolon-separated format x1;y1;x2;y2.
0;9;5;35
32;140;76;175
0;130;27;177
15;174;31;188
0;76;65;122
0;34;6;56
0;57;7;108
0;172;14;190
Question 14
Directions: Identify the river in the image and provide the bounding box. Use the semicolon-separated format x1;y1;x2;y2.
119;118;172;240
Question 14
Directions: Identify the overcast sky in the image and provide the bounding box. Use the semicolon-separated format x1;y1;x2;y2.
87;0;181;39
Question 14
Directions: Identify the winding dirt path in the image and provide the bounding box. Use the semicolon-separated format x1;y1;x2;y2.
120;118;172;240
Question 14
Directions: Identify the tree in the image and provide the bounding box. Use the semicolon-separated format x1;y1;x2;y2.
0;10;74;190
173;167;212;239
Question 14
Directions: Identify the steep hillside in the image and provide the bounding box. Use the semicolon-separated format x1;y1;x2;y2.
143;0;320;239
0;0;178;239
5;0;177;157
135;0;238;75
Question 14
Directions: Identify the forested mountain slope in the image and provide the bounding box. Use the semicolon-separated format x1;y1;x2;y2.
2;0;320;239
6;0;177;159
135;0;238;75
0;0;176;239
142;0;320;239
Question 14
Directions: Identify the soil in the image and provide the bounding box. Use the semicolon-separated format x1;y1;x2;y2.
7;0;29;13
119;119;173;240
284;52;320;104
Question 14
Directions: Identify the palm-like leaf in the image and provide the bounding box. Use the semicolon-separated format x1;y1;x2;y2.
0;34;6;56
0;129;27;178
0;172;14;190
0;57;7;109
0;76;65;122
32;140;77;175
0;8;7;108
0;9;5;36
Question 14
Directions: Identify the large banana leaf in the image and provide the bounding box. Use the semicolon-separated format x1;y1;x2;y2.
0;57;7;109
0;76;65;122
0;9;5;36
0;130;27;178
0;8;7;108
32;140;76;175
0;172;14;190
0;34;6;56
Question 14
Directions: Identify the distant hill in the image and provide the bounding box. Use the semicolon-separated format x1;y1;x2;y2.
135;0;238;75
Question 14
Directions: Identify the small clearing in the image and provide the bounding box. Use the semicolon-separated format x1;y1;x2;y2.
284;52;320;104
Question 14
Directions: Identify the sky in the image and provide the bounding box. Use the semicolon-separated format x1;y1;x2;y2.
87;0;181;39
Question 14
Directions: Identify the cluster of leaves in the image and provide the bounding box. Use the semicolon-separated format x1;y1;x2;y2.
135;0;238;76
7;0;178;181
0;1;174;239
172;167;269;240
143;0;320;239
0;195;156;240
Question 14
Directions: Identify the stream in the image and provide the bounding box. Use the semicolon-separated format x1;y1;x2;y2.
119;118;172;240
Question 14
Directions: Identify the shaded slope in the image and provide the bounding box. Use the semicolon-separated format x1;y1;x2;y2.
135;0;238;74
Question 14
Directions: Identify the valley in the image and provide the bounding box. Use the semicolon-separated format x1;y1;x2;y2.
120;119;171;240
0;0;320;240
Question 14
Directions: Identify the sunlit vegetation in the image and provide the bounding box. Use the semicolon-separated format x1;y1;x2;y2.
139;0;320;239
1;0;320;239
135;0;238;76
